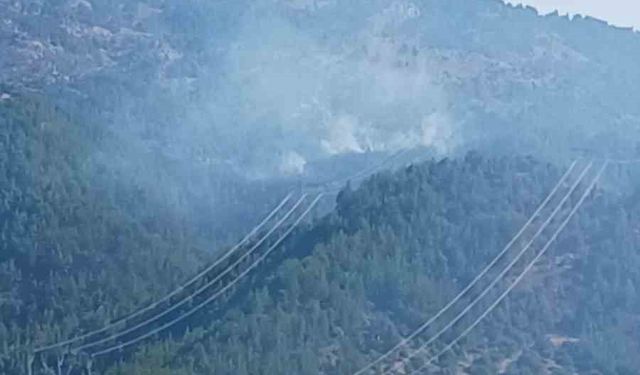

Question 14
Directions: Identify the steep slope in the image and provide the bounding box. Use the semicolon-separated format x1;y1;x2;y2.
3;1;640;374
0;93;287;373
98;155;640;375
3;0;640;174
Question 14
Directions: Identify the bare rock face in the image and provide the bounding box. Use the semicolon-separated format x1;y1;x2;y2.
0;0;179;88
2;0;640;173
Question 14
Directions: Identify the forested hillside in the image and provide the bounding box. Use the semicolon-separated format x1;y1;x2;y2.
3;0;640;374
3;93;640;374
95;155;639;375
0;93;298;373
0;92;206;369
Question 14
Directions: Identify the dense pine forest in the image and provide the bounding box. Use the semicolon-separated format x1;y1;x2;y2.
4;0;640;374
0;93;290;373
3;91;640;374
103;156;640;375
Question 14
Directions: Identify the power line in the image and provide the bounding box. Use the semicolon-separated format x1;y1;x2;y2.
90;193;324;357
305;149;415;196
73;193;308;353
33;148;404;361
352;160;580;375
62;149;396;353
76;149;398;357
408;162;608;374
34;192;294;353
382;161;593;374
331;149;410;187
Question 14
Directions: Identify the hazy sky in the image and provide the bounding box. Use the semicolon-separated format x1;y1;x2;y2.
505;0;640;30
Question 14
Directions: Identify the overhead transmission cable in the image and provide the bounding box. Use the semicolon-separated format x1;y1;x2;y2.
90;193;324;357
83;149;406;356
73;193;308;353
33;148;408;359
310;149;410;193
34;192;294;353
408;161;608;374
353;159;580;375
381;161;594;374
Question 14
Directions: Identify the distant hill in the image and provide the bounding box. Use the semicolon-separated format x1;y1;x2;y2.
2;0;640;173
3;1;640;374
